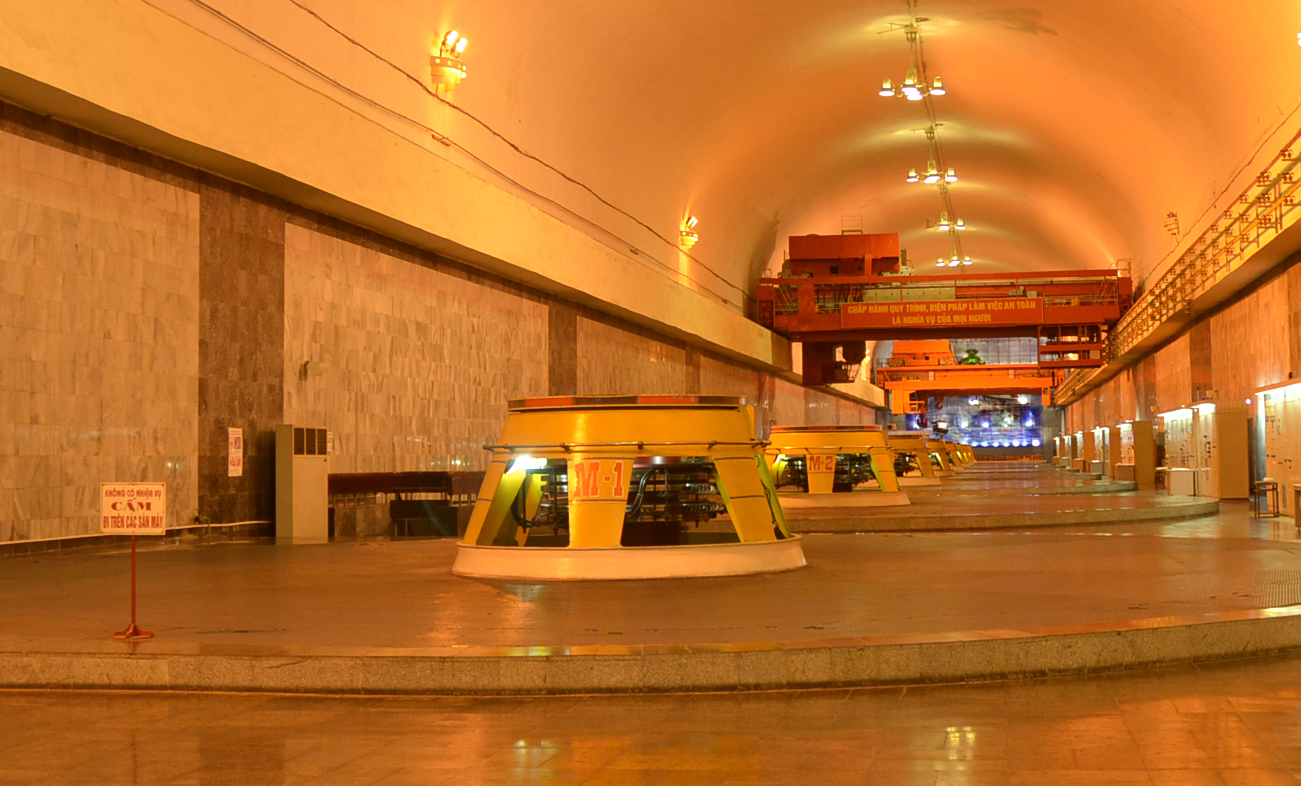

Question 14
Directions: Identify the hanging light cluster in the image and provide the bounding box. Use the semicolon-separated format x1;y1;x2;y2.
881;14;972;268
936;212;965;231
905;161;957;184
879;68;945;100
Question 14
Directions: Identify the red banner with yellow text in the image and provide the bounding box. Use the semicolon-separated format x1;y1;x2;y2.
841;298;1044;329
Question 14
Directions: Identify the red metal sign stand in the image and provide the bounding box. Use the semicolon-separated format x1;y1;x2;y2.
113;535;153;640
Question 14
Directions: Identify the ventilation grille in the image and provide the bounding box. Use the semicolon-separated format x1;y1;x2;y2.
293;427;328;456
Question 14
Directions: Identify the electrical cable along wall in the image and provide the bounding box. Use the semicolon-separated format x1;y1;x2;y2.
146;0;753;311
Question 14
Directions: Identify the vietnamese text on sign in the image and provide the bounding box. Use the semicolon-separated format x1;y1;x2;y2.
100;483;167;535
840;298;1045;329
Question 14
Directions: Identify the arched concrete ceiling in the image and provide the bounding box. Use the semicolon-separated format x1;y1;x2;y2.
203;1;1301;295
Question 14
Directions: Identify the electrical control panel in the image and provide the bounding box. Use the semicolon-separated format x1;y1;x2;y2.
1263;384;1301;512
1162;403;1248;500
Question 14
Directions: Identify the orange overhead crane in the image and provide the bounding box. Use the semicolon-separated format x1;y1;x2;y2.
758;234;1132;385
876;340;1059;415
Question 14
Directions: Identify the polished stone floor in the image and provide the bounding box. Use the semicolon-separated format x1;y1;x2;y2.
0;504;1297;655
8;654;1301;785
918;465;1133;494
778;464;1214;528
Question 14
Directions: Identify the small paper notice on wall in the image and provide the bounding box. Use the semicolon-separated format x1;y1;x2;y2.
228;427;244;477
327;431;334;455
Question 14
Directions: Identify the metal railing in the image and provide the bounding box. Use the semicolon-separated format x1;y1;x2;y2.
1056;128;1301;404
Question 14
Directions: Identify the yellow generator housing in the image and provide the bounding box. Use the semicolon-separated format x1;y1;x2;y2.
454;395;805;580
766;425;902;494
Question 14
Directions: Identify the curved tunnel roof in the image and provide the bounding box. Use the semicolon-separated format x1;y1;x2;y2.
423;0;1301;288
142;0;1301;308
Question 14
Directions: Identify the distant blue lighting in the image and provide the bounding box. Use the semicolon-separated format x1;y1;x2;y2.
979;442;990;447
1032;439;1042;447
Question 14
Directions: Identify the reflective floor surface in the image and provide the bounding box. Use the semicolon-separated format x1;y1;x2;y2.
7;654;1301;785
2;504;1299;653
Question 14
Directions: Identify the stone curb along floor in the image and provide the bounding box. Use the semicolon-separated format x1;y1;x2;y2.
918;481;1141;496
3;604;1300;696
785;498;1220;533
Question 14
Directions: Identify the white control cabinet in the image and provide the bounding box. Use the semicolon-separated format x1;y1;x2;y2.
1162;404;1247;500
275;424;330;544
1263;384;1301;514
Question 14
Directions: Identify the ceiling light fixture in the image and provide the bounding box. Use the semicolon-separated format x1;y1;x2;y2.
880;67;945;101
884;20;971;285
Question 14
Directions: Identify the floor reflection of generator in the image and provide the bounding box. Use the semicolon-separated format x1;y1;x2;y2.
453;395;806;580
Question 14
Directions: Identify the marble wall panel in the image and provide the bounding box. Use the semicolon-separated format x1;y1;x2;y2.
771;378;808;429
575;317;688;395
803;386;840;426
699;356;758;401
197;185;284;525
283;224;548;473
0;130;199;541
1072;359;1158;431
547;304;578;395
1070;267;1301;432
1151;334;1192;414
1210;275;1291;403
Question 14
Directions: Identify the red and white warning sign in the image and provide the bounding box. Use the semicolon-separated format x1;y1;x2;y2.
100;483;167;535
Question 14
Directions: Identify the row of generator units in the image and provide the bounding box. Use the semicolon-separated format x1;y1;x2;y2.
275;398;975;549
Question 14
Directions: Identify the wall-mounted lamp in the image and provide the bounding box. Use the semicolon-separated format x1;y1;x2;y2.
680;216;699;250
431;30;469;88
